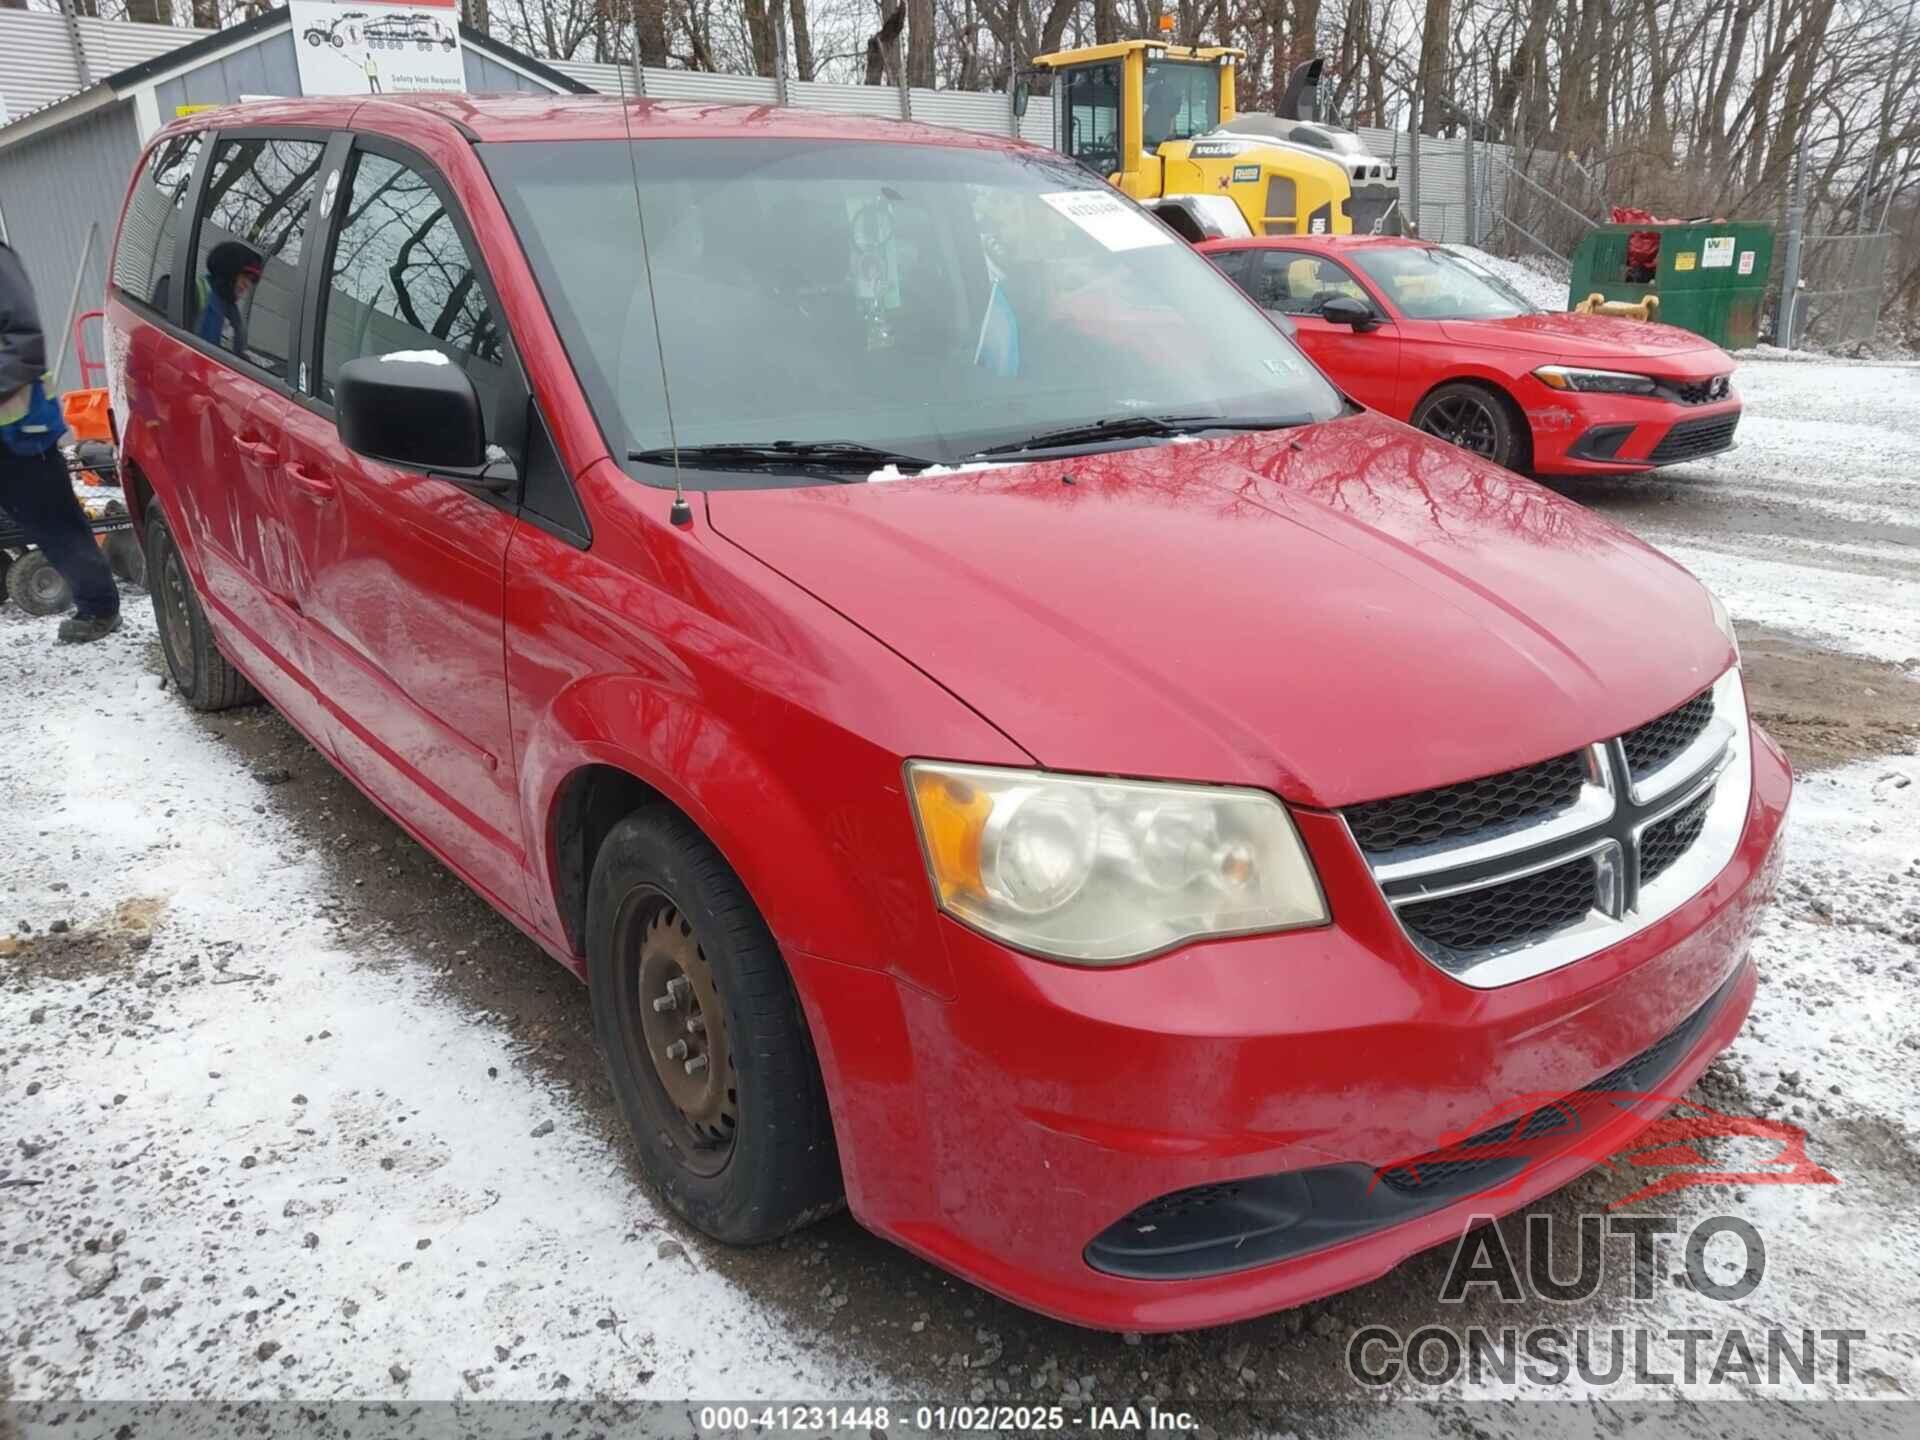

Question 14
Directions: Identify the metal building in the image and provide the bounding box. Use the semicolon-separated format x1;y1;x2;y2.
0;10;586;392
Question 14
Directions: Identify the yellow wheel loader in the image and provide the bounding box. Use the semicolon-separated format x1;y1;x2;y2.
1029;42;1402;241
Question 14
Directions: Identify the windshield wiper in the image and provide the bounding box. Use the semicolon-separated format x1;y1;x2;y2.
627;440;938;476
969;413;1314;459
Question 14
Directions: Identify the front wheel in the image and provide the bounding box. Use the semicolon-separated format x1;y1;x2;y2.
146;511;257;711
587;807;841;1243
1412;382;1527;471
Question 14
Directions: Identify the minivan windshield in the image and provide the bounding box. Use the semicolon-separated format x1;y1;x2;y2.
1346;246;1538;320
480;139;1341;486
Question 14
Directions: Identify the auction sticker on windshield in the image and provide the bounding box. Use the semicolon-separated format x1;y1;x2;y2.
1041;191;1175;252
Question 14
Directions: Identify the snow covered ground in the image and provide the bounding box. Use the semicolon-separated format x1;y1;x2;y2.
3;356;1917;1427
0;617;872;1404
1613;360;1920;667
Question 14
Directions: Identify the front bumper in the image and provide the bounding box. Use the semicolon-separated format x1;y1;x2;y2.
1525;387;1742;476
790;724;1791;1332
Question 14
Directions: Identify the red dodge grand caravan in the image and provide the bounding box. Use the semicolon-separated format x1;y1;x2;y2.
106;95;1789;1332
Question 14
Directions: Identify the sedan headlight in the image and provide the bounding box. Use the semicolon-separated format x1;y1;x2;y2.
1534;365;1658;396
906;762;1327;964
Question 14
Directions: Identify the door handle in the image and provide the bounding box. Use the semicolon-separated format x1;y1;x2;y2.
286;463;337;501
234;437;279;462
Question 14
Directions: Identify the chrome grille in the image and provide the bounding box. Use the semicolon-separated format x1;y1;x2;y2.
1622;689;1713;779
1345;752;1587;854
1346;670;1751;988
1640;786;1713;886
1399;854;1598;960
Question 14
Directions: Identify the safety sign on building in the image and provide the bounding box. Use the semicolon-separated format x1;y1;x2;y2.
289;0;465;97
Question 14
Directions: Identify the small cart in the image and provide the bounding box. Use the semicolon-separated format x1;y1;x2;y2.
1;424;143;617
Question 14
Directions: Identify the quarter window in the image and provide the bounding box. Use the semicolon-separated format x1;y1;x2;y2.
112;132;203;316
191;136;328;373
318;151;508;428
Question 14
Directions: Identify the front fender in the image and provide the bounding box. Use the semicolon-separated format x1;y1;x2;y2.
505;483;1029;1001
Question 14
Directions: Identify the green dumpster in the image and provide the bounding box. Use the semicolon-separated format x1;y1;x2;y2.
1567;221;1774;349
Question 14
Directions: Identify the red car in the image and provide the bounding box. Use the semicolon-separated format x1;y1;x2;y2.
105;97;1788;1332
1199;234;1741;475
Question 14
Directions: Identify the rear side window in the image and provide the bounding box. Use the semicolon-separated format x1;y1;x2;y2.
112;132;203;315
317;151;510;428
191;136;328;375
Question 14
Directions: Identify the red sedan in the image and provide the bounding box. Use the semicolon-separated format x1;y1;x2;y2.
1199;234;1741;475
107;96;1785;1332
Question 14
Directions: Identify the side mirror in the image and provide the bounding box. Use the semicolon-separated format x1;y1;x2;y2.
335;353;511;492
1319;295;1380;331
1013;79;1031;118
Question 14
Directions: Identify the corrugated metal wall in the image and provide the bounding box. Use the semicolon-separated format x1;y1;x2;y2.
0;100;140;392
0;13;204;124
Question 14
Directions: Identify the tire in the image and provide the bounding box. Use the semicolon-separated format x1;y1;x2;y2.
1412;381;1529;472
7;551;72;617
587;806;841;1243
146;511;257;712
105;529;146;589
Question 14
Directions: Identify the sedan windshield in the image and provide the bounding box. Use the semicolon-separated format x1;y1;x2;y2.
1347;246;1537;320
480;139;1341;487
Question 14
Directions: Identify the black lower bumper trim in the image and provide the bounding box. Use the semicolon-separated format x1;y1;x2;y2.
1083;965;1742;1281
1568;423;1635;463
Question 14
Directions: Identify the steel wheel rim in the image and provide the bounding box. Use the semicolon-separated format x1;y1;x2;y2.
616;890;738;1177
27;563;69;610
157;547;196;681
1421;395;1500;458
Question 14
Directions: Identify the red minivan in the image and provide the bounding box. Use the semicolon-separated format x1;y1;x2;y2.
105;95;1789;1333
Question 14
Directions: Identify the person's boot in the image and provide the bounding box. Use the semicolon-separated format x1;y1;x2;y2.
57;610;122;645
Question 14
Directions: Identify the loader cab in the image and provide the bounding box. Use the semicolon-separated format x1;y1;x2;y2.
1034;39;1400;240
1036;39;1240;202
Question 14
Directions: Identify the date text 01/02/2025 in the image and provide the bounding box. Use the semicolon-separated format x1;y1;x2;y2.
694;1405;1202;1432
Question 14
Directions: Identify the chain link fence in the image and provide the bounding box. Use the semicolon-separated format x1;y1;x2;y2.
1790;232;1894;350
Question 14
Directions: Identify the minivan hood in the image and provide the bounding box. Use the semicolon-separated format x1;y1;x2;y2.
706;413;1734;808
1439;312;1728;367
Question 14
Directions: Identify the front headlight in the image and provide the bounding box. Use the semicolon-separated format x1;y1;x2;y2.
1534;365;1658;396
906;762;1328;965
1707;586;1740;666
